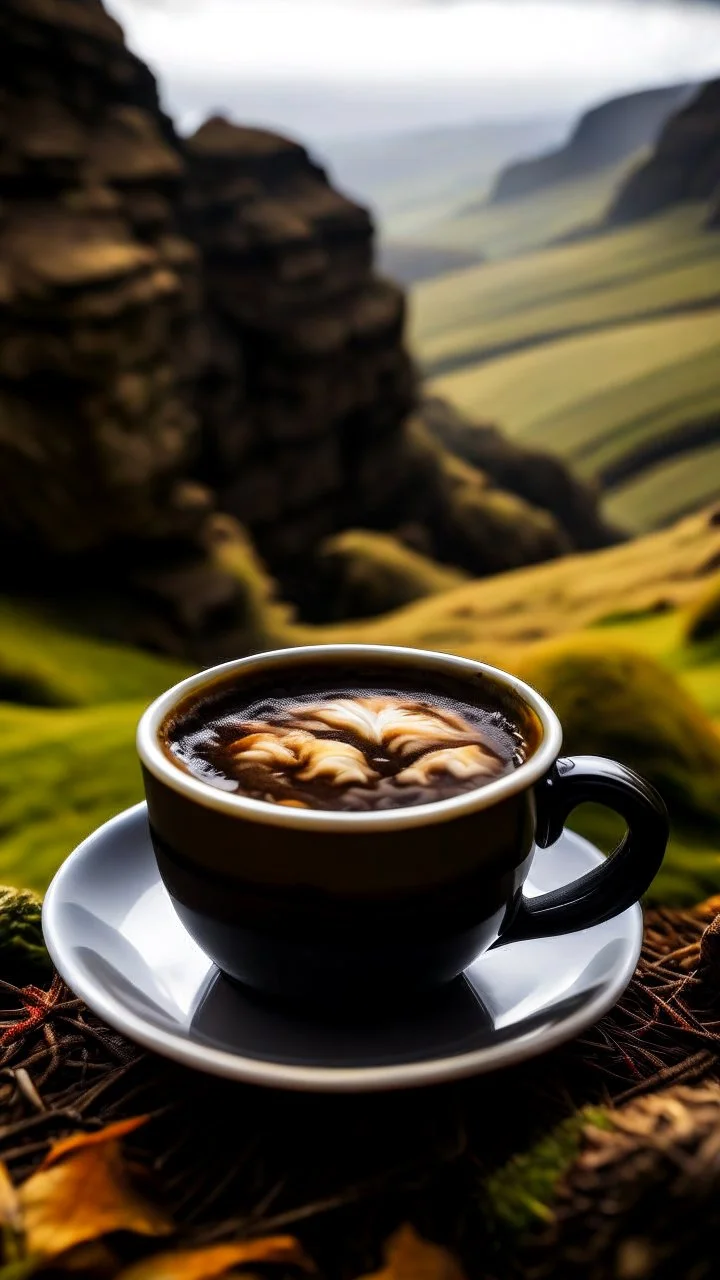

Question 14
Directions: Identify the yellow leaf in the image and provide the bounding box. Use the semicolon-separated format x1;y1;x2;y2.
0;1162;22;1234
356;1225;468;1280
18;1119;172;1259
117;1236;314;1279
40;1118;149;1170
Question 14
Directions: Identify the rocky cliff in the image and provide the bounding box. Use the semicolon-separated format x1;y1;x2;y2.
0;0;248;657
607;80;720;224
182;116;418;600
0;0;617;656
489;84;692;205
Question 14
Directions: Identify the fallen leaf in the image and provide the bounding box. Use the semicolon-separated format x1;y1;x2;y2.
356;1225;468;1280
117;1236;314;1279
0;1162;22;1234
39;1118;149;1170
19;1118;173;1259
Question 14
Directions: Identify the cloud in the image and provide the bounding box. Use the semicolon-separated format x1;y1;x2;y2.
109;0;720;83
106;0;720;141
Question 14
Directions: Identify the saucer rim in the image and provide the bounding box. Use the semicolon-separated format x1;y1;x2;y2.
43;802;643;1093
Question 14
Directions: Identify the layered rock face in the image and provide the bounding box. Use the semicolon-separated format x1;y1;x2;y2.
183;118;416;595
0;0;252;655
489;84;692;205
0;0;618;651
608;80;720;224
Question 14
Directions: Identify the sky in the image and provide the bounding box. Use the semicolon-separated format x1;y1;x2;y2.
106;0;720;140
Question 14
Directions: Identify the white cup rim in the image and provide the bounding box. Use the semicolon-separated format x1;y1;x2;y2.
136;644;563;832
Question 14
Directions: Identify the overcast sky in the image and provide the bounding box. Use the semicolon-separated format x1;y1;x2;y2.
105;0;720;139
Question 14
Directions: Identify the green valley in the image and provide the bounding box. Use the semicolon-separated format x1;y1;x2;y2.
412;203;720;532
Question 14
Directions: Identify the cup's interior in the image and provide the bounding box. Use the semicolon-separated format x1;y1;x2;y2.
157;652;545;812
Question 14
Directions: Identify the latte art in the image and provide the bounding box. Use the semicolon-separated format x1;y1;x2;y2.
291;697;480;755
228;728;379;787
224;697;502;804
394;744;499;787
164;669;527;812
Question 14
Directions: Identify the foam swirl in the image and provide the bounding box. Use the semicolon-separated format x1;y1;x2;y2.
395;744;502;787
227;726;378;787
291;696;479;757
219;695;508;800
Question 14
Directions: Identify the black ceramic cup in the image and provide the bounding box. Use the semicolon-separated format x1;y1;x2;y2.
137;644;668;1009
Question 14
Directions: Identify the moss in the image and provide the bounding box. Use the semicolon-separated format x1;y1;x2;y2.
518;635;720;901
0;599;190;708
684;572;720;645
316;528;467;619
484;1109;609;1242
0;701;146;892
0;885;51;984
206;514;298;647
519;636;720;824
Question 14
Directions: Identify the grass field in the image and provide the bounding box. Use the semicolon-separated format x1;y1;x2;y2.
604;440;720;531
413;203;720;532
2;508;720;901
429;310;720;533
413;204;720;374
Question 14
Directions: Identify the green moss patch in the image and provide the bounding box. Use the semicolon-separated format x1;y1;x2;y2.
0;885;51;984
485;1109;609;1242
0;700;146;892
519;636;720;901
0;599;190;708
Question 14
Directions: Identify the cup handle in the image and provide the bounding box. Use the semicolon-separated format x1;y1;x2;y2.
494;755;669;945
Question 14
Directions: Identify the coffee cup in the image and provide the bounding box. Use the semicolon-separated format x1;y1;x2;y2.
137;644;668;1008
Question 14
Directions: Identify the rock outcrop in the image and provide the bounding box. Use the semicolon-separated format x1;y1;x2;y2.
0;0;253;656
489;84;692;205
607;80;720;224
0;0;618;654
183;117;417;600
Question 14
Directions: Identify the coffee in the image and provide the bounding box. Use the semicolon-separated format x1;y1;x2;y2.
162;665;528;812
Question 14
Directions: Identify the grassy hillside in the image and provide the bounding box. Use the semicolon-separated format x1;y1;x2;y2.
413;203;720;532
398;156;639;265
0;601;190;890
429;311;720;534
312;506;720;657
413;204;719;373
2;507;720;902
604;440;720;532
0;599;190;706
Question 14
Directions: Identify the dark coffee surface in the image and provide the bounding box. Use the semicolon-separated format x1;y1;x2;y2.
162;666;527;811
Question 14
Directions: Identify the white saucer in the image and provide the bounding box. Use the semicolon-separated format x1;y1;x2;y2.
42;804;642;1093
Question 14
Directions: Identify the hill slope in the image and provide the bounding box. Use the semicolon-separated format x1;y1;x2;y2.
609;78;720;223
489;83;693;204
413;204;720;531
373;84;692;274
395;158;640;266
